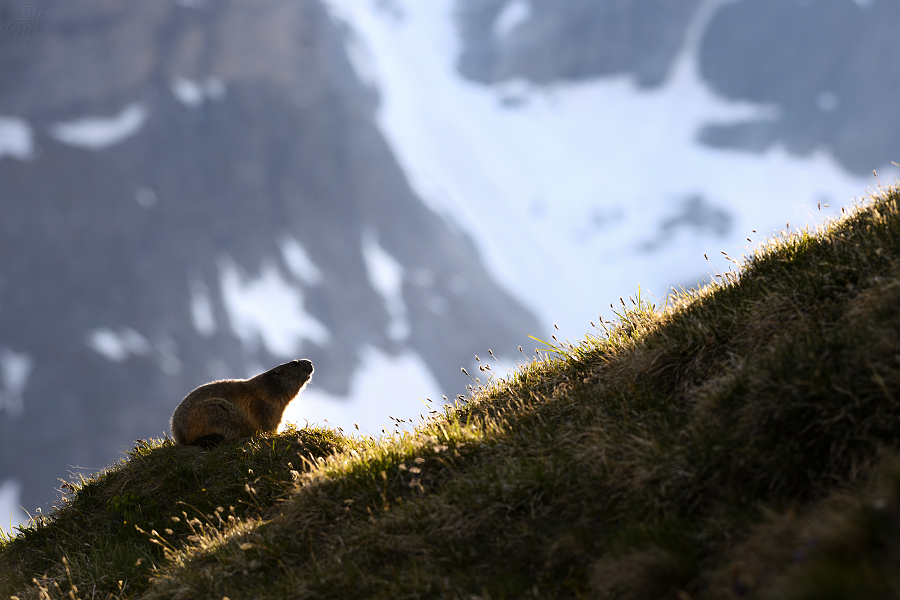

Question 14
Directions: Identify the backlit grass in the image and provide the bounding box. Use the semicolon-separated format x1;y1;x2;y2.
3;187;900;599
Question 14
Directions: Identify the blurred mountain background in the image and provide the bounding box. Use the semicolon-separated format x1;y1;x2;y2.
1;0;898;531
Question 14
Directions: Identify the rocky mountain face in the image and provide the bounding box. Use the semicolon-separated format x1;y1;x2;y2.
0;0;539;513
3;0;899;520
698;0;900;176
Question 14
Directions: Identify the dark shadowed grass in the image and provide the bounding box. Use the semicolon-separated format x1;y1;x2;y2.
3;187;900;599
0;427;341;599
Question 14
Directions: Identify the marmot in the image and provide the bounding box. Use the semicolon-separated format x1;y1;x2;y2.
171;359;313;447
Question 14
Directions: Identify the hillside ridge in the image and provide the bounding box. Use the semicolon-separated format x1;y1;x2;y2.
4;186;900;599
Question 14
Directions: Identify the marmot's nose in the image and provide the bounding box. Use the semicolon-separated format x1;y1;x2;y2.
294;359;314;375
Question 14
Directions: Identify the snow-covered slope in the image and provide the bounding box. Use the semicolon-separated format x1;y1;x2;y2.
325;0;893;342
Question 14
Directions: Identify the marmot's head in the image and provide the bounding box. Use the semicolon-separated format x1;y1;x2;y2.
254;359;314;403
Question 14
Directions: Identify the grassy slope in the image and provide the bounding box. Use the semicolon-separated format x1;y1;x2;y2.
3;188;900;599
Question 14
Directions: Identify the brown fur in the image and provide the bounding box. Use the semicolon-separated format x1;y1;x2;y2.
170;359;313;446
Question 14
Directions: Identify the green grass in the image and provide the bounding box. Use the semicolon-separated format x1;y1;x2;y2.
0;428;342;598
3;187;900;599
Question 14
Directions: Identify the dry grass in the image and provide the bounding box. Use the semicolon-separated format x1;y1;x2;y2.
4;187;900;599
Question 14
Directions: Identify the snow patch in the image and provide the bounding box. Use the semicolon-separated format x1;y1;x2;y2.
49;104;148;150
325;0;886;341
281;345;443;435
218;257;330;357
171;78;204;108
361;230;410;341
0;116;33;161
494;0;532;39
279;237;324;285
816;91;840;113
86;328;151;362
0;347;34;418
0;479;28;537
155;336;183;375
190;281;217;336
171;77;226;108
86;328;181;374
135;187;158;209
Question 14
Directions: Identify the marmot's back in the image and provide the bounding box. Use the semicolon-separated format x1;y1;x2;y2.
171;359;313;446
